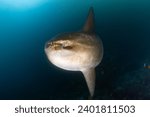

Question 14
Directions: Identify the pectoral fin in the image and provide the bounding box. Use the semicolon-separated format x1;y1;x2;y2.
81;68;95;97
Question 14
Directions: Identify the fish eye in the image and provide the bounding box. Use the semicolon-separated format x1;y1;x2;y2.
62;46;72;49
61;41;73;49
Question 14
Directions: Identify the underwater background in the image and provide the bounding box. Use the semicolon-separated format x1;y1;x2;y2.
0;0;150;99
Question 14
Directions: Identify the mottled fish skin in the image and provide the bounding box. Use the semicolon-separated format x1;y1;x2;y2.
44;7;103;98
45;32;103;71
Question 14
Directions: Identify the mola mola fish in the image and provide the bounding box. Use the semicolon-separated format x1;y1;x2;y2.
44;7;103;98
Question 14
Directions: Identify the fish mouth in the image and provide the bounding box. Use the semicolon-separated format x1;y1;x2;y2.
45;41;53;49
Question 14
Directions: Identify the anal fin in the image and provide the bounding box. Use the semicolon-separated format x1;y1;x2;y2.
81;68;95;98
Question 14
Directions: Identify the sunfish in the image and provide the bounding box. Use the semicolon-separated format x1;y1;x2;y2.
44;7;103;98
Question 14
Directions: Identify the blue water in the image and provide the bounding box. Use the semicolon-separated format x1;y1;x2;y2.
0;0;150;99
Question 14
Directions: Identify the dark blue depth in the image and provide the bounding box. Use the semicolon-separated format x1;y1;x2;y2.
0;0;150;99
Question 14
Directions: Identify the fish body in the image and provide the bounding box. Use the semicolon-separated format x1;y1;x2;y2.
45;7;103;97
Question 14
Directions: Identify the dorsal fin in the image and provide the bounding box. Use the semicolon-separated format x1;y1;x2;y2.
83;7;94;33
